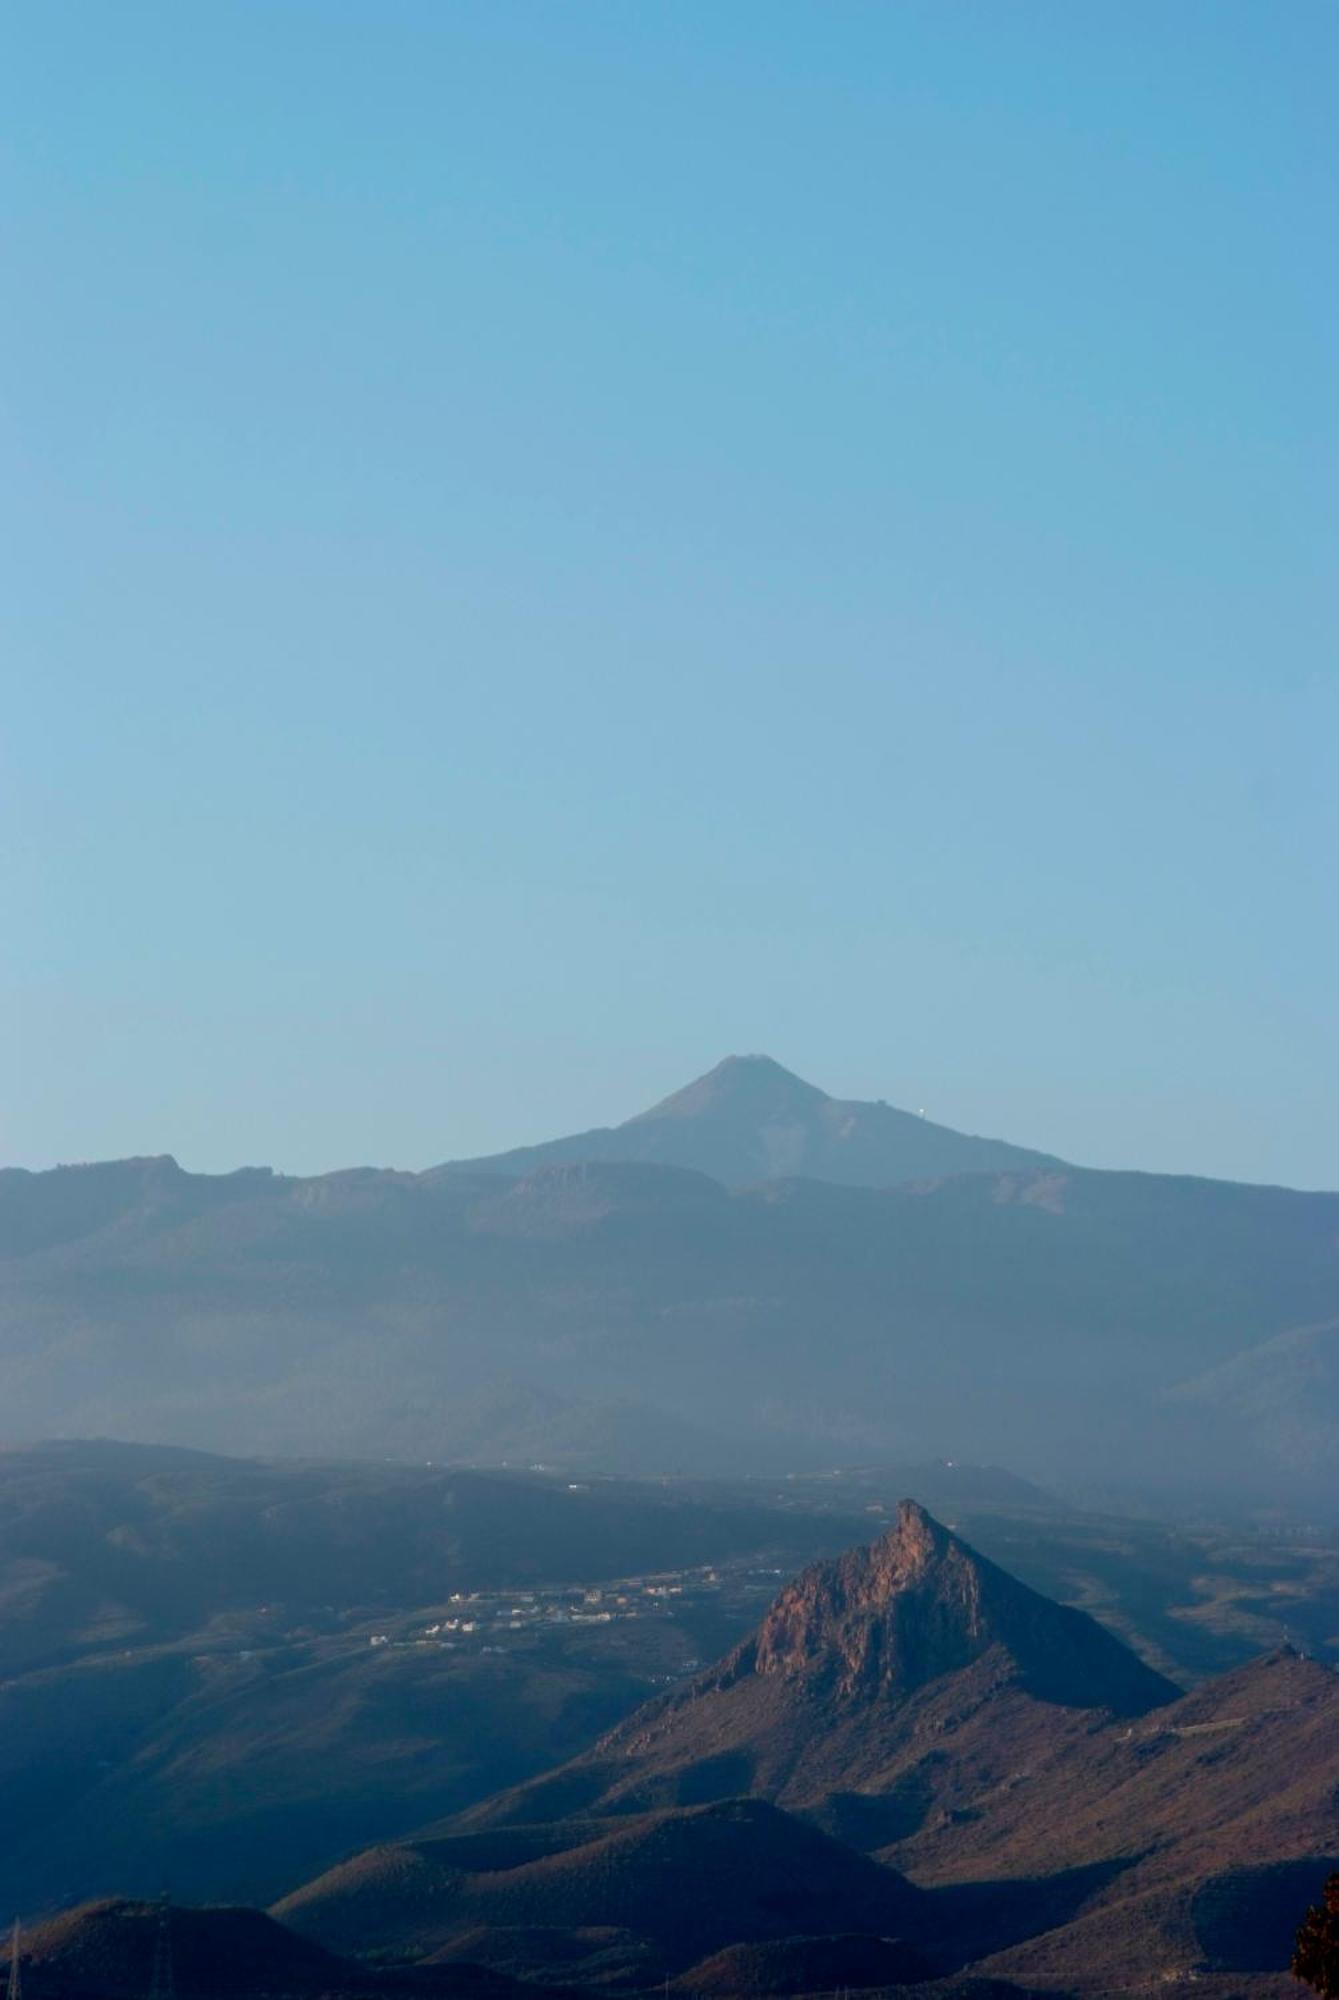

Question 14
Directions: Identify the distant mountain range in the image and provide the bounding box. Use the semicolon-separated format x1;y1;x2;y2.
2;1056;1336;1499
277;1504;1339;1995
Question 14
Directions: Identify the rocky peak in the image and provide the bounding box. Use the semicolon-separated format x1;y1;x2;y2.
741;1501;1179;1717
751;1501;988;1695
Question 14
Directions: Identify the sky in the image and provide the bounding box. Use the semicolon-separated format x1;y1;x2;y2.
2;2;1336;1187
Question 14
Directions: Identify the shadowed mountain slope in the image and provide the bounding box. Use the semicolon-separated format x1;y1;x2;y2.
11;1898;552;1999
15;1901;347;1998
671;1931;931;1994
273;1797;926;1970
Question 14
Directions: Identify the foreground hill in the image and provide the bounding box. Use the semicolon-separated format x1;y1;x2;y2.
10;1898;548;1999
13;1896;1051;2000
14;1900;346;1998
274;1797;926;1972
3;1060;1338;1493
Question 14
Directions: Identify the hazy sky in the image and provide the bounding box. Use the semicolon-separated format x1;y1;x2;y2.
3;3;1335;1186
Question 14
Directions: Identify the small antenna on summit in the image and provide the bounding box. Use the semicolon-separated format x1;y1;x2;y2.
8;1919;22;2000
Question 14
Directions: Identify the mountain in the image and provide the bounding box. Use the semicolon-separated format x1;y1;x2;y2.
428;1510;1339;1994
2;1061;1338;1493
12;1900;348;1998
441;1054;1066;1188
282;1507;1339;1993
735;1497;1174;1709
273;1797;927;1972
457;1501;1179;1827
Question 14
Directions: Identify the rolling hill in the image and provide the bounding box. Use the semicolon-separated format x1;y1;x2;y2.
9;1898;550;1999
273;1796;927;1970
12;1900;348;1998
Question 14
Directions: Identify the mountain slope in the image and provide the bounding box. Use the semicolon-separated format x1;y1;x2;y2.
443;1514;1339;1994
922;1648;1339;1991
0;1440;869;1913
441;1054;1066;1188
13;1898;545;1999
458;1502;1179;1828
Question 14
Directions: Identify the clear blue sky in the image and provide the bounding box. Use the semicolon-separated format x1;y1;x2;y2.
3;2;1335;1186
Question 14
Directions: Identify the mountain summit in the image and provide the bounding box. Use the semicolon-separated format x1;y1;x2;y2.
444;1055;1063;1189
629;1054;828;1123
740;1499;1177;1712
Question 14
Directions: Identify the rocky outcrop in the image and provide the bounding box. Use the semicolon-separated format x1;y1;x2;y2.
731;1500;1178;1715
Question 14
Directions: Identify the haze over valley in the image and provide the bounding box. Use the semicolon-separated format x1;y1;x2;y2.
4;1057;1336;1508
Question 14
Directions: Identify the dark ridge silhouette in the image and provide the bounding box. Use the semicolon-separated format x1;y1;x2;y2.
11;1896;573;1999
14;1899;347;1997
673;1930;931;1994
273;1797;925;1967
